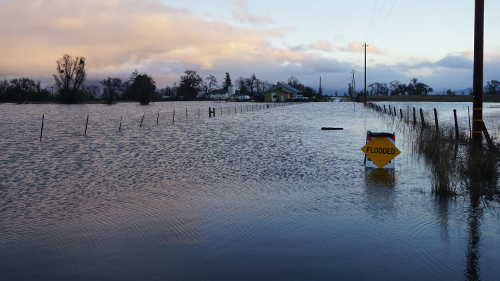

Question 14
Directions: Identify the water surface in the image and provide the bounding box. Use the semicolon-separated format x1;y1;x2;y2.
1;102;499;281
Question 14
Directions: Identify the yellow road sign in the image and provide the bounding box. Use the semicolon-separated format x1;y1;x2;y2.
361;137;401;168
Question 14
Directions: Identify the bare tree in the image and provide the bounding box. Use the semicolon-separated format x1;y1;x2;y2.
205;75;218;92
53;54;86;103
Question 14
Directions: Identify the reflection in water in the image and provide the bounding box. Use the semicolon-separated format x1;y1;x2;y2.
434;197;451;242
363;168;396;218
466;194;482;281
364;168;396;187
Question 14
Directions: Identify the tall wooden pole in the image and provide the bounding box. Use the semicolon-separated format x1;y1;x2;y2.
472;0;484;148
364;43;368;104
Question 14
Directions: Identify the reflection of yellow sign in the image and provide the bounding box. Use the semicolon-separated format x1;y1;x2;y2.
361;137;401;168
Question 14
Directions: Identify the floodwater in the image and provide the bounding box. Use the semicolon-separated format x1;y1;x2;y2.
0;101;499;281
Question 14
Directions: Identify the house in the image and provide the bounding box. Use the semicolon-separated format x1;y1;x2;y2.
208;86;236;100
264;82;301;102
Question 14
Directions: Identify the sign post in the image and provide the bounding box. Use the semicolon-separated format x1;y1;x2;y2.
361;132;400;169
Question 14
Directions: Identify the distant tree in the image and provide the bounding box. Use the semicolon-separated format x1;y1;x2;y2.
0;78;51;103
179;70;202;100
485;80;500;95
245;74;258;97
81;85;99;100
408;78;433;96
446;89;456;96
223;72;232;91
206;75;218;92
368;82;389;96
100;77;122;104
237;78;250;96
288;76;301;89
53;54;86;103
124;72;156;105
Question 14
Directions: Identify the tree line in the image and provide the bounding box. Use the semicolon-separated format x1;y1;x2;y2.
365;78;434;97
0;54;327;104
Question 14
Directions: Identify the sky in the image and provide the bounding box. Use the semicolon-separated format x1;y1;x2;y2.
0;0;499;93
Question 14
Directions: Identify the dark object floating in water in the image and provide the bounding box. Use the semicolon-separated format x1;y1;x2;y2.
321;127;344;131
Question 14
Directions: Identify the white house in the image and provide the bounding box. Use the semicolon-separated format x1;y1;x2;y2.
208;85;235;100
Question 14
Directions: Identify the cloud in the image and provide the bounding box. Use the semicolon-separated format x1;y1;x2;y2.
0;0;287;77
0;0;498;92
231;0;274;25
290;40;334;52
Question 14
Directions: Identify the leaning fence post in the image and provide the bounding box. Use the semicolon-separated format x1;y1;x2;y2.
139;114;145;128
453;109;459;140
434;108;439;134
84;114;89;136
420;108;425;127
39;114;44;142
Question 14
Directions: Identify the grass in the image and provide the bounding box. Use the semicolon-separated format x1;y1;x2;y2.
366;102;500;200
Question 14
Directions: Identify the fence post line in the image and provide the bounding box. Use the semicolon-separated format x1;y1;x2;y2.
39;114;45;142
433;108;439;134
453;109;459;140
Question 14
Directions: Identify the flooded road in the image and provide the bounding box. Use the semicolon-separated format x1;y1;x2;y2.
1;102;499;281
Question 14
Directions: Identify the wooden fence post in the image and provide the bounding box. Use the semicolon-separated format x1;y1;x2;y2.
453;109;459;140
139;114;145;128
467;106;472;139
156;112;160;126
84;114;89;136
420;108;425;127
413;107;416;125
400;109;403;119
39;114;44;142
434;108;439;134
119;116;123;132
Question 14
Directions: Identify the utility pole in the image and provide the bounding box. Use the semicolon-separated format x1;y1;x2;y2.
319;76;323;95
350;70;356;98
472;0;484;148
363;43;368;104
